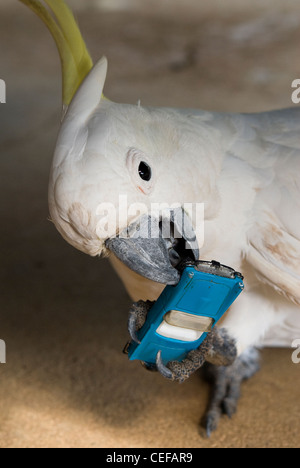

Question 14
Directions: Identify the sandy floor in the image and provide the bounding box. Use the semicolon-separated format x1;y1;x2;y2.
0;1;299;448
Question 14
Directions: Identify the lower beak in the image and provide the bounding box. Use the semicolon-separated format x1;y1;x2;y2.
106;208;199;285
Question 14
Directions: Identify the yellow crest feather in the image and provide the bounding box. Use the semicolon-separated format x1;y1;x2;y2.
19;0;94;106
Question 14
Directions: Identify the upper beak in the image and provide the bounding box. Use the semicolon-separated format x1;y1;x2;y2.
106;208;199;285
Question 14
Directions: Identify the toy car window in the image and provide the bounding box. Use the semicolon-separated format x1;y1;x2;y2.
164;310;213;332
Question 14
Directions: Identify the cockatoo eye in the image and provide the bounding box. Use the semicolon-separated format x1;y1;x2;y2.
126;148;154;195
138;161;152;181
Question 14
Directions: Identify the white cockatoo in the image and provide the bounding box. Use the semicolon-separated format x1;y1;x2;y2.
20;0;300;435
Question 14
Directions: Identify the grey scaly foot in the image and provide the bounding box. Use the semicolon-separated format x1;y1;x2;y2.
156;328;237;383
128;301;238;387
204;347;260;437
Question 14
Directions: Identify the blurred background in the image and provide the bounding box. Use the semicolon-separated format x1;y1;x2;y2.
0;0;299;448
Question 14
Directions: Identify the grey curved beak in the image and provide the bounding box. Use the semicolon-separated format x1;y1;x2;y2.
106;208;199;285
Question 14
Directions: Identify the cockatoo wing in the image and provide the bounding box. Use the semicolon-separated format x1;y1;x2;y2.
231;108;300;306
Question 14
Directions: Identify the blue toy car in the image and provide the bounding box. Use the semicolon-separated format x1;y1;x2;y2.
126;260;244;367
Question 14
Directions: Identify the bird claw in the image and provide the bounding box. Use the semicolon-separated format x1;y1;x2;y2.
155;333;214;383
128;300;154;343
156;351;174;380
128;312;141;344
152;328;237;383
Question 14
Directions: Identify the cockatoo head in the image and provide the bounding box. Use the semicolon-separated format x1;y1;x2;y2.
49;57;222;284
